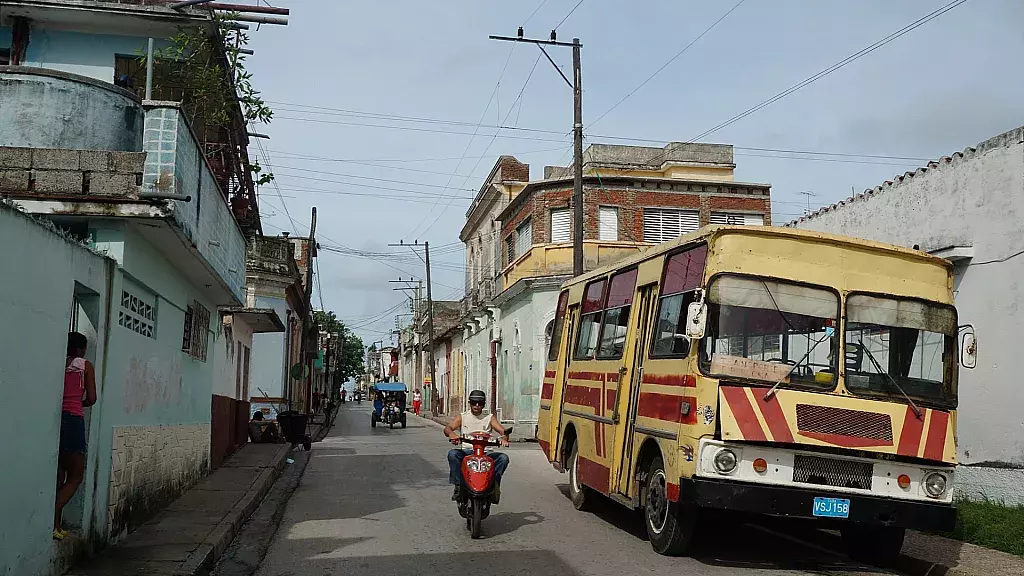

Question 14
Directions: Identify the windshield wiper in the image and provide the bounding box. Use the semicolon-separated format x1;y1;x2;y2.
763;330;831;401
858;339;924;420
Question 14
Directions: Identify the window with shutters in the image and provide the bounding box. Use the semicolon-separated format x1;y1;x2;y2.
505;235;515;266
550;208;570;243
710;212;764;226
181;300;211;362
643;208;699;243
515;218;532;258
598;206;618;241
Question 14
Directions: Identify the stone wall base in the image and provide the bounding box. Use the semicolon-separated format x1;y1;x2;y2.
108;423;210;541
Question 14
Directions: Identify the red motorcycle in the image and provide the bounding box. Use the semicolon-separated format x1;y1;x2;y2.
453;427;512;539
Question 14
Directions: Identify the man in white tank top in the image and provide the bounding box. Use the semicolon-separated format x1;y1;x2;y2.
443;389;510;500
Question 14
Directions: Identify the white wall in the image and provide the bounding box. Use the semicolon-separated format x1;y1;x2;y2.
791;127;1024;502
212;315;254;399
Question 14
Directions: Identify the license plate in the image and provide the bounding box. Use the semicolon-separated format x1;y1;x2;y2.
812;497;850;518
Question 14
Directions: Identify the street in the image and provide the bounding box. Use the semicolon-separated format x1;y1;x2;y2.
254;404;897;576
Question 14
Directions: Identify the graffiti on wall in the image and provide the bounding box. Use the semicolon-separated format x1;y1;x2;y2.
123;355;183;414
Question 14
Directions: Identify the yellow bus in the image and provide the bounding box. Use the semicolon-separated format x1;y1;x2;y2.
537;225;976;560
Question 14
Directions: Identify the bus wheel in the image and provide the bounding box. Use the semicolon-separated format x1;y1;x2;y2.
842;525;905;565
645;456;694;556
567;442;592;511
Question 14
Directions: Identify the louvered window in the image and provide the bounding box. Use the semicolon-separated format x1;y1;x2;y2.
710;212;764;226
598;206;618;241
550;209;570;243
643;208;699;243
516;219;532;257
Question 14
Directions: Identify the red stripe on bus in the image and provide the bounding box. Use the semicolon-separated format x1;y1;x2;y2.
564;384;601;411
541;383;554;400
641;373;697;387
545;370;556;378
721;387;767;442
537;439;551;460
606;389;617;414
896;405;925;457
755;394;794;443
577;456;610;494
636;393;697;425
568;371;606;382
923;410;950;461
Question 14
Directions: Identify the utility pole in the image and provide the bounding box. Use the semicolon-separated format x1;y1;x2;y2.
296;206;316;411
490;30;583;275
388;241;437;415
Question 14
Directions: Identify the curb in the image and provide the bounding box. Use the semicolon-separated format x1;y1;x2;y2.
176;443;291;576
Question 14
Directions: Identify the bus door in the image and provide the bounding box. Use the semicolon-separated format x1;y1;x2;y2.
549;304;579;464
611;284;657;496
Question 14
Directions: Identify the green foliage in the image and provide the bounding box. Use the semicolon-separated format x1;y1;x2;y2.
313;310;366;381
941;499;1024;556
142;14;274;186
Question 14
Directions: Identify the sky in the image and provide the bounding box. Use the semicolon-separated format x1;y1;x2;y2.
244;0;1024;345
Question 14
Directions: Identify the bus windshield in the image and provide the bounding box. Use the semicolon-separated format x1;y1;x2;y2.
844;294;957;405
699;275;838;388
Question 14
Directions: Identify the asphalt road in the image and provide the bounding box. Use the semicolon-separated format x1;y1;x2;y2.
254;403;899;576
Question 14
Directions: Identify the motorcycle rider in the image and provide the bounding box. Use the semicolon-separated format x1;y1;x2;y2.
443;389;509;501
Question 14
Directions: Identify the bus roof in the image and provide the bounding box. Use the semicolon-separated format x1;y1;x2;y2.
561;225;952;290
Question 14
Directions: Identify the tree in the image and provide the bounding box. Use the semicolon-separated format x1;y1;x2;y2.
313;310;364;382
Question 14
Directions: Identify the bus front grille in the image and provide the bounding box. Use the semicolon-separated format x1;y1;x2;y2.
792;454;873;490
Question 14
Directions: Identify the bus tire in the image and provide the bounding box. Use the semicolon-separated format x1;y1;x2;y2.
567;441;593;511
841;525;905;565
645;456;694;556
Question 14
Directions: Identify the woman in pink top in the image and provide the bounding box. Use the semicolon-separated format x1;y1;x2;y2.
54;332;97;540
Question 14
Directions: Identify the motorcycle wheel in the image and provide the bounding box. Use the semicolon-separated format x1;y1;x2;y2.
389;420;394;429
470;499;483;539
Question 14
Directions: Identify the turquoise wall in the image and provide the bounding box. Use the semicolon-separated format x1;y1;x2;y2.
20;28;168;84
497;288;558;436
0;204;115;576
86;222;218;538
250;294;289;400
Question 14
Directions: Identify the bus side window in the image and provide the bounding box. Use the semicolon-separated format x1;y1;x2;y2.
547;290;569;362
574;278;607;360
596;268;638;360
651;245;708;358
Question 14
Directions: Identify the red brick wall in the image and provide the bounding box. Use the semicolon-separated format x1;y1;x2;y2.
501;181;771;248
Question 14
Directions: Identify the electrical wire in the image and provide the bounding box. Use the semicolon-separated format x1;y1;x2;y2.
645;0;968;167
554;0;584;31
588;0;747;129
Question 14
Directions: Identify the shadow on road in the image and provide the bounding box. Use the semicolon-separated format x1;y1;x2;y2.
482;511;545;537
554;483;888;573
293;550;583;576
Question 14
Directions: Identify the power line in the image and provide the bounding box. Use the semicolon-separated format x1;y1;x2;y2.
250;121;297;232
647;0;968;167
554;0;584;30
419;50;549;237
588;0;747;129
523;0;549;26
407;43;519;239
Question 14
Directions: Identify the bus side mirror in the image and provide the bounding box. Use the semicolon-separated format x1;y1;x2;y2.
959;325;977;369
685;289;707;340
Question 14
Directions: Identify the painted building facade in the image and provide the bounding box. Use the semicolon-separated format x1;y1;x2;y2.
788;126;1024;504
0;2;284;572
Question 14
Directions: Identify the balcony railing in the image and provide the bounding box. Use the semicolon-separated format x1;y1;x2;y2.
247;236;299;277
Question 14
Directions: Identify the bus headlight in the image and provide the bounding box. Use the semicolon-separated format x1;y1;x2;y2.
924;472;947;498
713;448;738;474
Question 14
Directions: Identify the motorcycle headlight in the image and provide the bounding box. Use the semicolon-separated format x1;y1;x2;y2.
713;448;738;474
465;458;493;473
924;472;947;498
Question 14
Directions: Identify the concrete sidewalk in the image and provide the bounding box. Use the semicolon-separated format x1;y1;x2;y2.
70;442;291;576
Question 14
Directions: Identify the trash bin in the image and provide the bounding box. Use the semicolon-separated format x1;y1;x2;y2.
276;410;308;444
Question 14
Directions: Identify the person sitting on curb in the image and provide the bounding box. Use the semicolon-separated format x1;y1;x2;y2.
248;411;283;443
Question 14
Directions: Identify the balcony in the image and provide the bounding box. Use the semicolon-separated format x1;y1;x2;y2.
501;241;651;289
247;236;300;278
0;67;247;305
